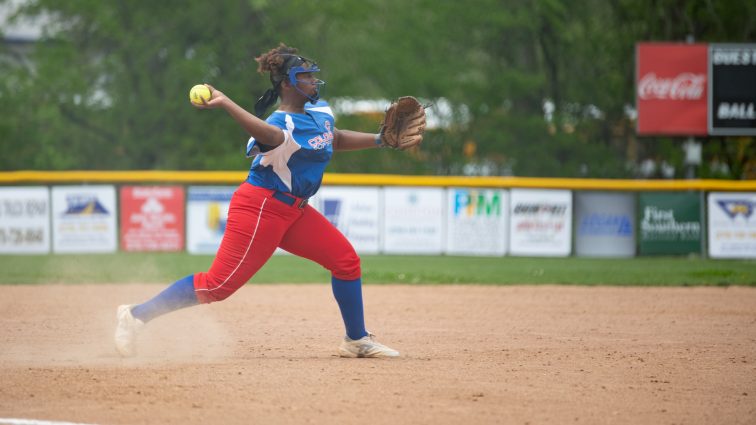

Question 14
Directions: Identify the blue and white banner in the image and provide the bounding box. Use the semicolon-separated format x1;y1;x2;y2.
445;188;508;256
310;186;381;254
0;187;50;254
708;192;756;258
52;185;117;253
574;192;636;257
186;186;234;254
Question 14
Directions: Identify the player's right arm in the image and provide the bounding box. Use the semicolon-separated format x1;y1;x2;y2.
191;84;284;148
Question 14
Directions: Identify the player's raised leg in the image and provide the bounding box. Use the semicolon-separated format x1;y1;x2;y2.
279;205;399;358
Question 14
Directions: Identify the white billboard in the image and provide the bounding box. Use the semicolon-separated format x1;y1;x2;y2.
52;185;117;253
445;188;508;256
708;192;756;258
382;187;444;254
186;186;235;255
509;189;572;257
310;186;381;254
0;187;50;254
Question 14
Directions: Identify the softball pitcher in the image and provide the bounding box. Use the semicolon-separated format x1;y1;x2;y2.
115;43;425;358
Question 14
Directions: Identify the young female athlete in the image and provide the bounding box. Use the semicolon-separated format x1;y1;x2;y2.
115;43;423;358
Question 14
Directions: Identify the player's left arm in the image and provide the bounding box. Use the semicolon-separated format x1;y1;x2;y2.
332;129;381;152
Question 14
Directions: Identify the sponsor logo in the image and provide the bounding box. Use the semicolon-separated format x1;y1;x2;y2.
637;72;705;100
308;120;334;149
387;192;441;216
453;190;501;217
322;198;342;227
579;213;633;236
129;197;177;229
206;203;227;235
717;200;754;219
640;206;700;239
63;195;109;216
513;203;567;215
141;197;164;214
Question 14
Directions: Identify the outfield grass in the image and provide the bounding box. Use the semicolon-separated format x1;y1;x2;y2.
0;253;753;286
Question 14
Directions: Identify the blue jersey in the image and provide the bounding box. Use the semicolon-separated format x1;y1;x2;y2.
245;100;335;199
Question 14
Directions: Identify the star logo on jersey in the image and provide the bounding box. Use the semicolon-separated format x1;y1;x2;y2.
716;200;754;219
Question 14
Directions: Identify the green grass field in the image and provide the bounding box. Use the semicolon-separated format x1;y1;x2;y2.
0;253;753;286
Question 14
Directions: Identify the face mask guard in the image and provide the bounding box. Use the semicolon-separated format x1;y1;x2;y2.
281;54;325;104
254;53;326;117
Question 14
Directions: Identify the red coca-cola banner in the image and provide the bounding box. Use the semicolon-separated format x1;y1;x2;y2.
636;43;708;135
120;186;185;251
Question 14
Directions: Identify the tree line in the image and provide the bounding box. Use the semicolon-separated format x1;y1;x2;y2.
0;0;753;178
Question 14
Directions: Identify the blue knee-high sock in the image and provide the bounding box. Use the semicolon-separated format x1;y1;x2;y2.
131;274;199;323
331;277;368;340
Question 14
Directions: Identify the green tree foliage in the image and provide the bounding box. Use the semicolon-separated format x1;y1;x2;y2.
611;0;756;179
0;0;279;170
0;0;753;178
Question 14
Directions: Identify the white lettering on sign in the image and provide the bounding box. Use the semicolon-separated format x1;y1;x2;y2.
717;103;756;120
712;49;756;66
637;72;705;100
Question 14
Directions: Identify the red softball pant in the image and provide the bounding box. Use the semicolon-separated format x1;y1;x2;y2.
193;183;360;304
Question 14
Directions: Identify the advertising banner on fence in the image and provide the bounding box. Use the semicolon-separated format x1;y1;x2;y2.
52;185;117;253
382;187;444;254
186;186;234;254
0;187;50;254
445;188;508;256
120;186;185;252
636;43;708;135
575;192;636;257
509;189;572;257
310;186;380;254
708;44;756;135
708;192;756;258
638;192;702;255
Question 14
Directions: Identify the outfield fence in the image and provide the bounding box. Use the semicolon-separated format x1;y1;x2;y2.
1;171;754;258
1;170;756;191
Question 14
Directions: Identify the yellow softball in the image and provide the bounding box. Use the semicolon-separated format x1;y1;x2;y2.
189;84;211;105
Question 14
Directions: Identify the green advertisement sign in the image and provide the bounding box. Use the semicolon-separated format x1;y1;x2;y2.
638;192;703;255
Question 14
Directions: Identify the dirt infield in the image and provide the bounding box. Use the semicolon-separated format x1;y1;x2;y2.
1;284;755;425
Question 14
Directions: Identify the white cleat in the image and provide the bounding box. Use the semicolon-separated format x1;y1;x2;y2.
115;304;144;357
339;333;400;358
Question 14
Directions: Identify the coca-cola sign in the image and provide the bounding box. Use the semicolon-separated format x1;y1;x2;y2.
636;43;708;135
637;72;706;100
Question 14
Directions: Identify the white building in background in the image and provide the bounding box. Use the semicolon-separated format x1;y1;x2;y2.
0;0;46;42
0;0;48;69
330;97;468;130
